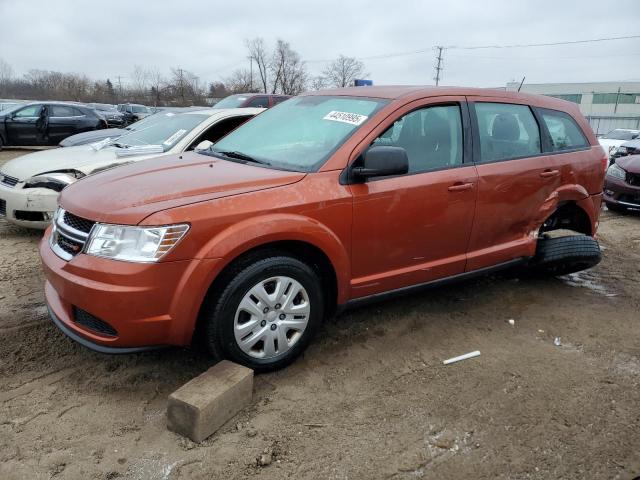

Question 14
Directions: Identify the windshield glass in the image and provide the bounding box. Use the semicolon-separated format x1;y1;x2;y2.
92;103;116;111
603;129;638;140
132;105;149;113
211;95;388;171
114;113;209;151
213;95;249;108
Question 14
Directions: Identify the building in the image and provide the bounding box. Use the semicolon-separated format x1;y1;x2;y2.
505;81;640;135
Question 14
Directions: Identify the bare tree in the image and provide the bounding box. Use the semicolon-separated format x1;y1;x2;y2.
322;55;367;88
270;39;307;95
246;37;270;93
224;69;253;93
310;75;328;91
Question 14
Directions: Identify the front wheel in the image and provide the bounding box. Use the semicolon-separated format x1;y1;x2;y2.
605;202;627;214
202;255;324;372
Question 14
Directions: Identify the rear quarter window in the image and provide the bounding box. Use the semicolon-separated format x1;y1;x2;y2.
538;108;589;151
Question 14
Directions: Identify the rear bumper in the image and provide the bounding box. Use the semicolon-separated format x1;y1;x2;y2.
0;183;57;229
40;228;221;351
603;176;640;208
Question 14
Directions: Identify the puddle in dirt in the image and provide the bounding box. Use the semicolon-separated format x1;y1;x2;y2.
558;270;618;297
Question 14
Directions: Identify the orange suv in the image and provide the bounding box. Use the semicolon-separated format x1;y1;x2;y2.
40;87;606;370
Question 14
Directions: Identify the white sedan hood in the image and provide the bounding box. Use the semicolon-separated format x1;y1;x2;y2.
0;144;160;181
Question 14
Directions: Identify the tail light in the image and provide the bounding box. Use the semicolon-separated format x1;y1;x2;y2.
599;147;608;172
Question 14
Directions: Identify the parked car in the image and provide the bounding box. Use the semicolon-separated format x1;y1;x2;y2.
608;138;640;164
0;102;106;149
90;103;126;127
598;128;640;158
39;86;605;371
118;103;152;125
213;93;290;109
0;108;261;228
603;155;640;212
59;111;182;147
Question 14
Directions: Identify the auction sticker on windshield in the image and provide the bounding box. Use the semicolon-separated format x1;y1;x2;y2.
163;129;187;146
323;111;368;126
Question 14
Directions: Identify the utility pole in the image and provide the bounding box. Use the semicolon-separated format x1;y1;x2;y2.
433;46;444;86
248;56;253;92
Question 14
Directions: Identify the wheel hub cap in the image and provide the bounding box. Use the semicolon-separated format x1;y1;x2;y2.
234;276;311;359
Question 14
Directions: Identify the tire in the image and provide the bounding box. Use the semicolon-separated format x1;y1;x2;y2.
202;255;324;372
606;202;627;214
531;235;602;276
0;135;4;151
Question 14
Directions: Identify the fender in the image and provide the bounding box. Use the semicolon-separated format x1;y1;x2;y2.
532;184;597;236
197;213;351;304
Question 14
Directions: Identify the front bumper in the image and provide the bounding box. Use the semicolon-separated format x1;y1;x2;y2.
603;175;640;208
40;228;221;351
0;183;57;229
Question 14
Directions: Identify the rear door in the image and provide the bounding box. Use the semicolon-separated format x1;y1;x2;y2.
48;105;82;144
4;104;42;145
349;97;478;298
466;98;561;271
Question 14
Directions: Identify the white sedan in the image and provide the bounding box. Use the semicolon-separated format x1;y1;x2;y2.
0;108;262;229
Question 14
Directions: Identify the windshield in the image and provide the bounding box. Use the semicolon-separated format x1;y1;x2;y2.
213;95;249;108
603;129;639;140
125;112;172;131
211;95;388;171
114;113;209;151
132;105;149;113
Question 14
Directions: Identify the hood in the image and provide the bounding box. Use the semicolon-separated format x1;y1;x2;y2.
0;143;155;181
58;151;306;225
615;155;640;174
60;128;126;147
599;138;625;152
620;139;640;149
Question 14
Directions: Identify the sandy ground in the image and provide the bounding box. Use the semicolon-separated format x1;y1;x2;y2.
1;148;639;480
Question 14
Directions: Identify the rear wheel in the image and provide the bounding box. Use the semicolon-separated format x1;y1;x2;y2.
531;235;602;276
202;255;324;372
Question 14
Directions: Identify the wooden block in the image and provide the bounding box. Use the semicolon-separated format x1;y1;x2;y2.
167;360;253;442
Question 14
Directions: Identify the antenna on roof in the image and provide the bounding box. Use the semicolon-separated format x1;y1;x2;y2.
517;76;526;92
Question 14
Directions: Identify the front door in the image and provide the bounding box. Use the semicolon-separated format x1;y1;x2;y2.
350;99;478;298
4;104;42;145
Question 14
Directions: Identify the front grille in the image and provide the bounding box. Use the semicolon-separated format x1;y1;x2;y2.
0;172;19;188
57;234;84;256
74;308;117;337
63;210;95;234
625;172;640;187
50;208;95;261
0;199;5;216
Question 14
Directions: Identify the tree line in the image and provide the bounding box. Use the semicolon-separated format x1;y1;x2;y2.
0;37;367;107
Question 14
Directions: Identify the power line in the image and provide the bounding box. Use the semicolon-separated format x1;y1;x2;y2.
306;34;640;64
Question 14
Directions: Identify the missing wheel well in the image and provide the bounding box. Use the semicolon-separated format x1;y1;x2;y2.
540;202;592;236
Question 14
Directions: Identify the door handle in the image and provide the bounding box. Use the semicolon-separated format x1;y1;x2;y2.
448;182;474;192
539;169;560;178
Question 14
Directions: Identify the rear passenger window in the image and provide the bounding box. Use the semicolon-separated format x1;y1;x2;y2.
539;109;589;151
51;105;76;117
372;104;463;173
475;103;541;162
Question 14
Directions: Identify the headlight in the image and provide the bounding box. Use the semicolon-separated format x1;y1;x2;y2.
24;172;84;192
606;163;626;180
85;223;189;263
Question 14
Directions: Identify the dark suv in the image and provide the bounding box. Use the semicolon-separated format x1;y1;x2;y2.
213;94;290;109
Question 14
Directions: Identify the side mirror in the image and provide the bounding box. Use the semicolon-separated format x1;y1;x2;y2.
352;145;409;181
195;140;213;151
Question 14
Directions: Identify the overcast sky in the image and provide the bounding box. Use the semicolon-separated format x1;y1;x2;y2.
1;0;639;89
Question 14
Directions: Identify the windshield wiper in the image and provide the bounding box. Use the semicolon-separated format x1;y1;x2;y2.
216;150;271;166
111;142;129;149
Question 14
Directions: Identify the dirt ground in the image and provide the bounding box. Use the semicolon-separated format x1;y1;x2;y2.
1;148;639;480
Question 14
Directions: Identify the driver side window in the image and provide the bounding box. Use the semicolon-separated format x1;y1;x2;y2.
372;104;463;174
14;105;42;118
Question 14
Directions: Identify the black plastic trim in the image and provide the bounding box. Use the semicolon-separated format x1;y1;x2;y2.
47;304;166;354
337;257;527;313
